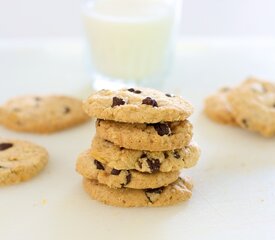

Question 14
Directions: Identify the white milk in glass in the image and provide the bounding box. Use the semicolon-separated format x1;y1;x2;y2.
82;0;176;86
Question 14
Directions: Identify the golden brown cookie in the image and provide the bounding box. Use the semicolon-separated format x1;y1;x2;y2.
76;150;180;189
83;87;193;123
90;135;200;172
204;87;237;125
96;120;193;151
0;138;48;186
0;95;89;133
227;78;275;137
83;177;193;207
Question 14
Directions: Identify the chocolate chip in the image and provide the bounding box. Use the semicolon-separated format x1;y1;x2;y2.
137;160;143;169
104;139;113;144
152;123;171;136
97;119;102;126
165;93;175;97
173;151;181;159
94;160;105;170
147;159;160;173
112;97;125;107
144;187;164;203
125;171;131;185
145;187;164;194
120;147;125;150
128;88;142;94
12;108;21;112
0;143;13;151
220;87;230;92
34;97;42;101
273;103;275;108
64;106;71;114
164;152;169;159
137;153;147;169
111;168;121;175
142;97;158;107
140;153;147;158
242;119;249;128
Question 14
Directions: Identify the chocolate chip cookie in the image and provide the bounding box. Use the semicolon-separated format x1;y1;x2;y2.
83;88;193;123
76;150;180;189
0;138;48;186
96;119;193;151
204;87;236;125
90;135;200;172
227;78;275;137
0;95;89;133
83;177;192;207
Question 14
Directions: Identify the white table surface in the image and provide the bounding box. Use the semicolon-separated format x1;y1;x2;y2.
0;38;275;240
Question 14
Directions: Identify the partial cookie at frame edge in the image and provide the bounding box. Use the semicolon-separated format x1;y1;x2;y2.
227;78;275;137
0;138;48;186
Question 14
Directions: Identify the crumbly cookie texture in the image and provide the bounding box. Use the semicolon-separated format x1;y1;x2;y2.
76;150;179;189
96;120;193;151
204;87;237;125
83;177;192;207
90;135;200;172
83;88;193;123
227;78;275;137
0;138;48;186
0;95;89;133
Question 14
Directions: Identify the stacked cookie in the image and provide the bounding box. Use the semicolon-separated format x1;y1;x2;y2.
76;87;200;207
204;77;275;137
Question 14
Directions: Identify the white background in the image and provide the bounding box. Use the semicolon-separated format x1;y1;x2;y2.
0;1;275;239
0;0;275;38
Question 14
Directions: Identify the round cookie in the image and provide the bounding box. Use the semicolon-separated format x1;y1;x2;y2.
83;87;193;123
96;120;193;151
0;95;89;133
227;78;275;137
204;87;237;125
76;150;180;189
0;138;48;186
83;177;193;207
90;135;200;172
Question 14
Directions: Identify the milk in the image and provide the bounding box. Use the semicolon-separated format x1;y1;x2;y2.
82;0;175;83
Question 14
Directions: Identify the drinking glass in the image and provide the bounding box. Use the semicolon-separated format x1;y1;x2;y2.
82;0;182;90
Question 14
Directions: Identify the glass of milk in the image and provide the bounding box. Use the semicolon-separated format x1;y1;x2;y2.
82;0;182;89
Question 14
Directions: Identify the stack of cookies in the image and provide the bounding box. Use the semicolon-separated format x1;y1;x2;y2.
204;77;275;137
76;87;200;207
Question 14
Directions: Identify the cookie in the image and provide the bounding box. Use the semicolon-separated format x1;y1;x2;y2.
204;87;237;125
83;177;192;207
0;138;48;186
227;78;275;137
83;88;193;123
76;150;180;189
0;95;89;133
96;120;193;151
90;135;200;172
